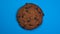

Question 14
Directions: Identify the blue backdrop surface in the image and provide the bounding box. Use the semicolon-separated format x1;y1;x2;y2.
0;0;60;34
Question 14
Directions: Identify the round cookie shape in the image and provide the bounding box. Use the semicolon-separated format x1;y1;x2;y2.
16;3;44;30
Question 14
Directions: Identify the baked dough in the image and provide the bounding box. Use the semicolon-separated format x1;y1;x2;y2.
16;3;44;30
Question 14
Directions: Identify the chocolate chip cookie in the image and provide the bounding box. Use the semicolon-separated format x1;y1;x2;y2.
16;3;44;30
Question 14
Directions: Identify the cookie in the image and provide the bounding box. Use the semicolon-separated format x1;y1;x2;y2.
16;3;44;30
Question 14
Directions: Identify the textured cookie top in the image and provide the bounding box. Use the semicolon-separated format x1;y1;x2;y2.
16;3;44;30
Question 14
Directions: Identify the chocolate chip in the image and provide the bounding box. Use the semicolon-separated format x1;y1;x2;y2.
28;6;32;8
25;7;28;9
29;24;33;26
26;10;28;13
35;7;38;10
22;14;25;18
27;20;30;22
22;16;24;18
34;17;37;20
35;8;41;14
34;17;39;21
25;6;32;9
38;12;41;14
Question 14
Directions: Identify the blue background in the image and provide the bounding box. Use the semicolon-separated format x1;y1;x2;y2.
0;0;60;34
